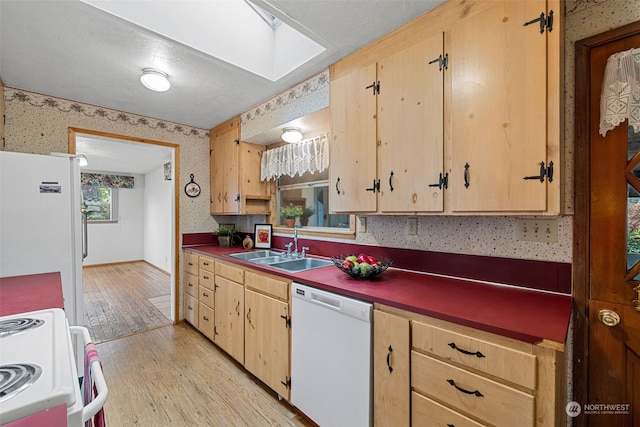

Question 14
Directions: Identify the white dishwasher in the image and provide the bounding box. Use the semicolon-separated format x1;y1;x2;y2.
291;282;372;427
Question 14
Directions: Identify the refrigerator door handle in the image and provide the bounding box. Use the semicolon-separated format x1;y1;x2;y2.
82;212;88;260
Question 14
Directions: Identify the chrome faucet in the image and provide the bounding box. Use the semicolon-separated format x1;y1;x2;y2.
293;225;299;257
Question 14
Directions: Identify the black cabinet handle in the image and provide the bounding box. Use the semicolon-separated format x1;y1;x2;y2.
386;345;393;373
448;342;485;358
464;163;470;188
389;171;394;192
335;177;341;195
447;379;484;397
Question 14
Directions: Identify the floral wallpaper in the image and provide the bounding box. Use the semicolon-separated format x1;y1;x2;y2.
81;172;134;188
5;90;208;139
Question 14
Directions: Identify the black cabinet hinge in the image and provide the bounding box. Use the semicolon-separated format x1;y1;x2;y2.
235;138;240;145
523;160;554;183
280;314;291;328
428;172;449;190
523;10;553;34
365;81;380;95
281;376;291;389
234;193;241;202
365;179;380;193
428;53;449;71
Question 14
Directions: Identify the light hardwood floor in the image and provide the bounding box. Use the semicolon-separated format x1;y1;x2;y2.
97;322;314;427
83;262;172;343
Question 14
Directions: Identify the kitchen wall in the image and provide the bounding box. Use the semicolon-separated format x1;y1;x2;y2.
2;88;215;237
83;172;145;266
144;164;173;273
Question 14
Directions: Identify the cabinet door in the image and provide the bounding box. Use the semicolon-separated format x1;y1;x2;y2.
329;62;378;213
214;276;245;364
449;0;548;212
244;289;290;399
378;33;444;213
210;124;240;214
373;310;410;427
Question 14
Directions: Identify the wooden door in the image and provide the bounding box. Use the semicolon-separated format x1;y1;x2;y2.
214;276;244;364
575;23;640;427
373;310;410;427
329;62;378;213
449;0;547;212
244;289;290;399
210;120;239;214
378;33;444;213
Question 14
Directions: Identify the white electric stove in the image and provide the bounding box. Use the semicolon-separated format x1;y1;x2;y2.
0;308;104;426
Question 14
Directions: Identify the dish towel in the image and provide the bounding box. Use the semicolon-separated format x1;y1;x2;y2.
83;342;106;427
599;47;640;137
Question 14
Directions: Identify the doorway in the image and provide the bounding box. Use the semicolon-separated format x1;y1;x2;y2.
574;22;640;427
68;128;180;339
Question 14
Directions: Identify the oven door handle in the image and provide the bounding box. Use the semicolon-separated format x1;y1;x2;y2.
70;326;108;423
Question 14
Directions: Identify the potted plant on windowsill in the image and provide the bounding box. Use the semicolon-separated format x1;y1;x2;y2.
280;205;303;228
299;207;315;226
214;225;238;247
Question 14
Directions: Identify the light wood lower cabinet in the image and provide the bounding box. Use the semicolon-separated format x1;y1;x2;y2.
373;305;566;427
373;310;410;427
244;270;291;400
213;275;244;364
184;292;198;327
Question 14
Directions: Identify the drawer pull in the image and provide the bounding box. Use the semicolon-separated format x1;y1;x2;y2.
203;275;210;280
446;379;484;397
448;342;485;358
203;316;209;321
386;345;394;373
203;292;209;297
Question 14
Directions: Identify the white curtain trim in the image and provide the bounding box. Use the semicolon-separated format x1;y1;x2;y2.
599;47;640;137
260;133;329;181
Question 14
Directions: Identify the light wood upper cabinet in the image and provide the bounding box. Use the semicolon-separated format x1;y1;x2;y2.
329;0;561;215
378;33;444;213
329;62;378;213
449;0;550;212
209;117;269;215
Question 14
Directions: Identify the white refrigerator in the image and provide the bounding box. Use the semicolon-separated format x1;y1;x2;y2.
0;151;85;331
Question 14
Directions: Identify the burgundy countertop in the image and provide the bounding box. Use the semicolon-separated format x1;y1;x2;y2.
185;245;572;347
0;272;65;316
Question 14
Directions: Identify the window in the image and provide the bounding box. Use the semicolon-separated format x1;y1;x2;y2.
276;169;351;230
81;186;118;222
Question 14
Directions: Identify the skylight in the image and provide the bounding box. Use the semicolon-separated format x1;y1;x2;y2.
80;0;327;81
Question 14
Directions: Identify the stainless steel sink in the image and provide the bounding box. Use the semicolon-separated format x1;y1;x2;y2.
268;258;333;272
248;256;284;265
227;250;283;261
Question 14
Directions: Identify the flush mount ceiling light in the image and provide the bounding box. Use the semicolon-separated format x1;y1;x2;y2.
282;128;303;143
140;68;170;92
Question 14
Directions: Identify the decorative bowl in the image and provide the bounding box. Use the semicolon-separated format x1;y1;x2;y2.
331;255;393;279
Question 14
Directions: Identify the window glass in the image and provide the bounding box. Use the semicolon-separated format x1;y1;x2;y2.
82;187;118;221
277;170;350;229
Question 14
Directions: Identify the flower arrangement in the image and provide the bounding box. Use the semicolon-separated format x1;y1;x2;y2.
280;205;303;219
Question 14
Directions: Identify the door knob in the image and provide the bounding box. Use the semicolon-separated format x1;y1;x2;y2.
598;309;621;327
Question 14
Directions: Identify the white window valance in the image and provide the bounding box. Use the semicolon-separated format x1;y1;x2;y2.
599;47;640;137
260;133;329;181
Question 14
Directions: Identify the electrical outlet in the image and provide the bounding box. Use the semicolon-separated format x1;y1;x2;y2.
517;219;558;243
357;217;367;233
407;218;418;235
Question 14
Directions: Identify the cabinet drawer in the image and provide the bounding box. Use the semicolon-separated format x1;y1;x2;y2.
184;292;198;327
184;251;199;276
215;260;244;283
412;321;536;389
245;270;290;301
412;352;534;427
199;255;215;273
412;392;486;427
198;302;215;340
199;285;214;308
199;269;215;289
184;272;199;298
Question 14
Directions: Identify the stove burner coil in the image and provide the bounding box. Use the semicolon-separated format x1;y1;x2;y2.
0;364;43;403
0;318;44;337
